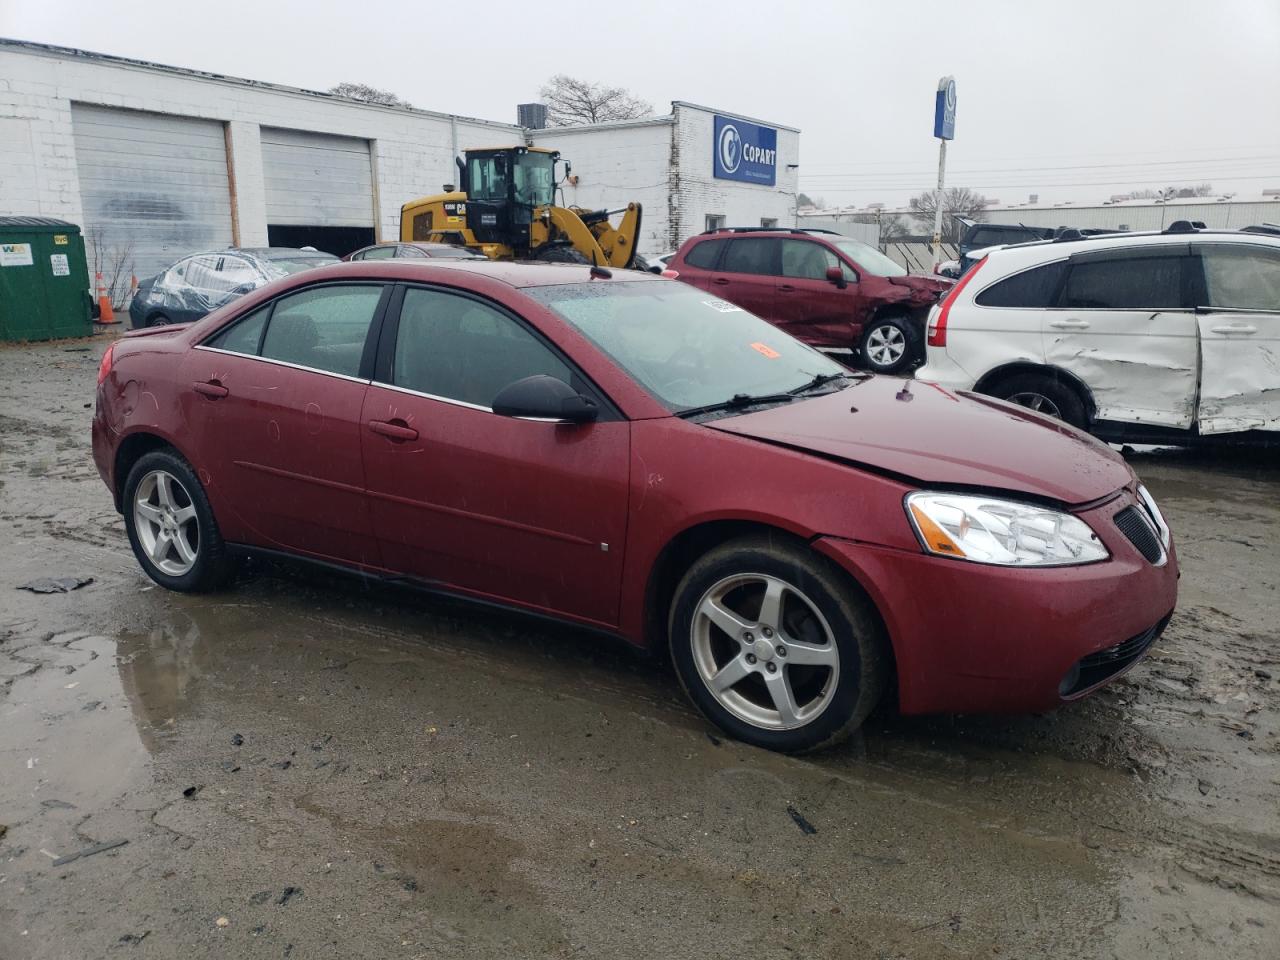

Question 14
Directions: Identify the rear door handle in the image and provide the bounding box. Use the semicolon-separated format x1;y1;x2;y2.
711;277;731;286
1210;323;1257;335
368;419;419;442
1049;319;1091;330
778;284;796;293
193;380;229;399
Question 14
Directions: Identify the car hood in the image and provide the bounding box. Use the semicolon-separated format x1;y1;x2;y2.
887;274;953;297
707;377;1133;505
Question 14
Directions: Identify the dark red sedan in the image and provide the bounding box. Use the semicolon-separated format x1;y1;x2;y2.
92;260;1178;753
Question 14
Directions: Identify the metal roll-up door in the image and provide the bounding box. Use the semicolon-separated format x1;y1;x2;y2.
70;104;234;284
260;128;375;256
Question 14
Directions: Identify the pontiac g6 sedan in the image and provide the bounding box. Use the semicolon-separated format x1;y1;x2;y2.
93;260;1178;753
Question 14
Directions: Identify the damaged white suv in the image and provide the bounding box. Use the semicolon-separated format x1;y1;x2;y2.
916;226;1280;444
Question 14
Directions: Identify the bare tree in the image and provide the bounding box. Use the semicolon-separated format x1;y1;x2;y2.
538;75;652;126
87;227;136;308
878;214;912;245
909;187;991;242
1120;183;1215;201
329;82;412;108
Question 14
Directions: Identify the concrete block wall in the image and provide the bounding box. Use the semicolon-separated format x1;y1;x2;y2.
0;42;519;247
670;103;800;250
531;119;675;258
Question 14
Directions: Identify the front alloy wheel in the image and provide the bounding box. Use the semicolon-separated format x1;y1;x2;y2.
691;574;840;730
669;535;889;753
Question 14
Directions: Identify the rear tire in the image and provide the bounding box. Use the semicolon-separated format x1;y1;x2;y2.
146;313;170;327
986;372;1088;429
668;534;889;754
860;314;918;374
123;449;234;592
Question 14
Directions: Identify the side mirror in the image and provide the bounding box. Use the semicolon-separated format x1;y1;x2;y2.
443;183;456;193
825;265;847;289
492;375;598;423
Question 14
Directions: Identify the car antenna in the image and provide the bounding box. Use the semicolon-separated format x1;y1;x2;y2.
589;250;612;280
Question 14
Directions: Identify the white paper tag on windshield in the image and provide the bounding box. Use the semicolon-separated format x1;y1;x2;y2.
703;299;742;313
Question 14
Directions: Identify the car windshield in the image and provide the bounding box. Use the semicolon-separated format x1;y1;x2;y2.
525;280;848;413
831;238;907;277
262;256;339;277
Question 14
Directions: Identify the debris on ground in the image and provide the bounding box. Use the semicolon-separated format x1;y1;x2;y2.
277;886;302;906
231;733;244;746
786;804;817;835
215;916;230;928
51;838;129;866
18;576;94;594
248;891;272;905
118;931;150;946
182;785;202;799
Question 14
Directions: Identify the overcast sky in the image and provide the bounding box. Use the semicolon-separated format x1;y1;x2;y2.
3;0;1277;209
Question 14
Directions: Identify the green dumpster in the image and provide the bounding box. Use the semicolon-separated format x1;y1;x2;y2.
0;217;94;343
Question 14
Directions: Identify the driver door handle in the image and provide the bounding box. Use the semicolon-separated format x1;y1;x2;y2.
711;277;731;286
368;419;418;442
193;380;229;399
1210;323;1257;334
1049;319;1091;330
778;284;797;293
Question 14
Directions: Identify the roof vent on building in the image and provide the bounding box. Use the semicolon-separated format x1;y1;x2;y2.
518;103;548;129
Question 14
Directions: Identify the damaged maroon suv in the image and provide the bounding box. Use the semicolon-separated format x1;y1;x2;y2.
665;228;951;373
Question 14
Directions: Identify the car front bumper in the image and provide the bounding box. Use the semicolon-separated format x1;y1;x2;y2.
813;488;1179;716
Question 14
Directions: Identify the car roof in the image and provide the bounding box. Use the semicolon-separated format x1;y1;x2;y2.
304;259;663;289
978;228;1280;271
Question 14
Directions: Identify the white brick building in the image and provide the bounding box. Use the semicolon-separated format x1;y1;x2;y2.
0;39;799;279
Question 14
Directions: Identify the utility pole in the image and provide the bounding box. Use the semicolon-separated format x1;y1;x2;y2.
931;76;956;269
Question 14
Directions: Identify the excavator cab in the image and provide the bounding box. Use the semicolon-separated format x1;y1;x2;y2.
460;147;559;248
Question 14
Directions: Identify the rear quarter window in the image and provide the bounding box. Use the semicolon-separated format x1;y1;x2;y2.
974;261;1067;308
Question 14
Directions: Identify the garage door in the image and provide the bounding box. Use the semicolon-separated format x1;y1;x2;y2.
71;104;234;283
260;128;375;256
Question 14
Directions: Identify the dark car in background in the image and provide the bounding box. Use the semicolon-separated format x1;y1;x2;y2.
665;227;951;373
128;247;339;328
344;241;487;262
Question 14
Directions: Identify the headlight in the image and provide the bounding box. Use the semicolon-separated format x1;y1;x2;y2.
1136;484;1171;549
905;492;1109;567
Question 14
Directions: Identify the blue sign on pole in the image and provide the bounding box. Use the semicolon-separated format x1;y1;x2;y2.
933;76;956;140
713;115;778;186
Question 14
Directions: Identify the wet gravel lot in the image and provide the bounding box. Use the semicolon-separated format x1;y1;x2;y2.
2;335;1277;959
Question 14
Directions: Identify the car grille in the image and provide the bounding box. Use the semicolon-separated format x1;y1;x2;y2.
1114;505;1164;564
1059;614;1171;698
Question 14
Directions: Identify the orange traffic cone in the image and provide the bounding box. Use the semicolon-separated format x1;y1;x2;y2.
94;271;118;325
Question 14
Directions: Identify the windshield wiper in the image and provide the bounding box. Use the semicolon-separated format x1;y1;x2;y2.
789;371;861;395
675;392;796;419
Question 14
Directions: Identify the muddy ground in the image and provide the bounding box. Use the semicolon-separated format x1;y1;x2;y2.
1;334;1277;960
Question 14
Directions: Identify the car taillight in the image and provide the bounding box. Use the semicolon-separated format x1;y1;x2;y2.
927;257;985;347
97;343;115;385
660;268;680;279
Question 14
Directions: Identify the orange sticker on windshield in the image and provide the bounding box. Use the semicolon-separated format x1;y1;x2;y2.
750;342;781;359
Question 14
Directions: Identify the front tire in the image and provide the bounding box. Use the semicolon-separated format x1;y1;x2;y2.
123;449;233;592
860;315;918;374
669;535;889;753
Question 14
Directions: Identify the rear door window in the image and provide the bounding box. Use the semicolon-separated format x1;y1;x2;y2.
259;284;385;377
975;261;1068;308
722;238;781;276
683;240;724;270
1059;255;1186;309
1200;245;1280;310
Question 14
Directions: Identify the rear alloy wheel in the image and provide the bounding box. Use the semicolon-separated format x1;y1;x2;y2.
146;313;170;327
669;535;888;753
123;450;233;592
988;372;1088;430
860;315;918;374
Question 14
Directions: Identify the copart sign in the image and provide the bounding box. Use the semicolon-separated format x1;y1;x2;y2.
713;115;777;186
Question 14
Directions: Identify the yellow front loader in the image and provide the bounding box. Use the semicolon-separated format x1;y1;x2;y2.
400;146;643;268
